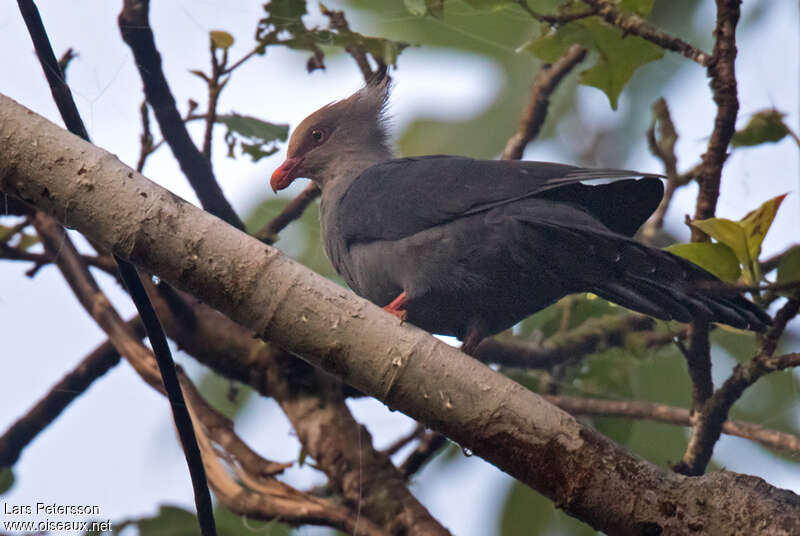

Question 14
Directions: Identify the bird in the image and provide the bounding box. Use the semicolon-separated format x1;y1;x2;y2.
270;79;770;355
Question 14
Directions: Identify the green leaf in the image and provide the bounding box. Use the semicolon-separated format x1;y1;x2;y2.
216;113;288;162
740;193;787;264
500;481;596;535
463;0;514;9
0;467;14;493
691;194;787;282
527;18;664;109
136;506;200;536
404;0;427;16
731;109;790;147
665;242;742;282
217;114;288;142
256;0;409;69
690;217;750;267
577;20;664;109
16;233;40;250
620;0;655;16
777;246;800;286
209;30;234;50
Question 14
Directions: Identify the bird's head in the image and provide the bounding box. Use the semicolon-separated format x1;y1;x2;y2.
270;79;392;193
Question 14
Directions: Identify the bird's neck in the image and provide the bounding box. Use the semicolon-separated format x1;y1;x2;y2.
318;146;391;240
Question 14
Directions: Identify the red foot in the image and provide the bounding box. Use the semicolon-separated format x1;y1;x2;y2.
383;291;408;322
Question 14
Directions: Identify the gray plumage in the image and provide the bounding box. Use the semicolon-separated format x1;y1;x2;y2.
271;82;770;353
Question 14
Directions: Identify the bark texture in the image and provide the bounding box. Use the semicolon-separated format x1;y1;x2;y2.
2;93;799;535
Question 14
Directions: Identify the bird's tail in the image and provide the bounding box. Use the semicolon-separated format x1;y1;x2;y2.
543;224;771;331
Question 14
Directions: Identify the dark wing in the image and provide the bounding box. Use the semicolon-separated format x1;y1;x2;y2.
335;155;664;245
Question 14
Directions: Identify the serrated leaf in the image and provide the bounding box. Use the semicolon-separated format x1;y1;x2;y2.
740;193;787;263
577;20;664;109
776;246;800;286
209;30;234;50
731;109;790;147
665;242;742;282
527;19;664;109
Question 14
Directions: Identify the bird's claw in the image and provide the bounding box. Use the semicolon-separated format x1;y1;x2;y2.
384;306;407;323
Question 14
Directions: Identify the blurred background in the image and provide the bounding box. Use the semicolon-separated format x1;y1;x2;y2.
0;1;798;534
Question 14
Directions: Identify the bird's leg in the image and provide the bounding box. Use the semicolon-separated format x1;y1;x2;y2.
460;322;486;356
383;291;408;322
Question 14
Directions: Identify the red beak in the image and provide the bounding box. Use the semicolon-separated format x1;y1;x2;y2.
270;156;304;192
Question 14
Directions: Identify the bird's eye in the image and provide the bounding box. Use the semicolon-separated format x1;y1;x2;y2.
311;129;326;144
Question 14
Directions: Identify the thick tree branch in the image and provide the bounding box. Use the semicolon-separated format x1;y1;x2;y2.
144;283;449;535
118;0;244;230
3;93;799;535
502;45;586;161
27;209;372;533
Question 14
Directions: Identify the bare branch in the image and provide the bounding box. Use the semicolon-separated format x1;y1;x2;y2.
400;432;448;479
642;98;693;243
502;44;587;161
691;0;741;242
676;293;800;476
544;394;800;454
255;183;320;244
475;313;656;369
118;0;244;230
144;283;449;535
580;0;712;66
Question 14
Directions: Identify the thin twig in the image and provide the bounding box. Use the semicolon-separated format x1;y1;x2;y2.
544;394;800;454
383;424;425;457
118;0;244;230
255;183;320;243
642;98;692;243
580;0;712;66
322;7;375;80
475;314;656;369
400;432;448;479
691;0;741;242
675;292;800;476
201;39;228;160
502;44;587;160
